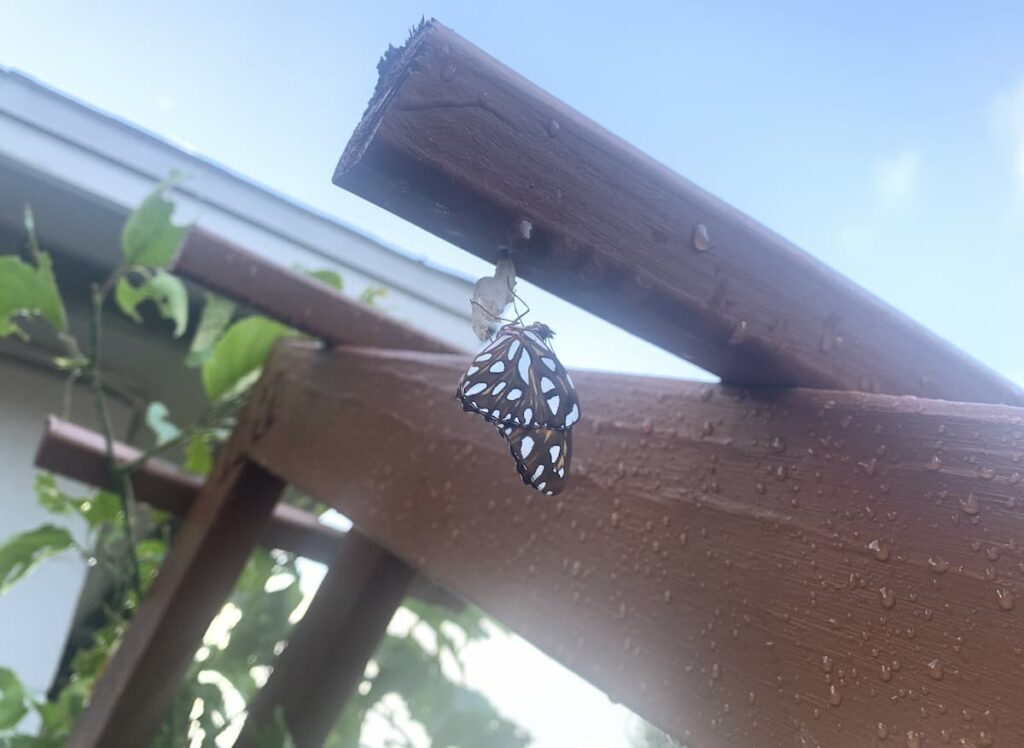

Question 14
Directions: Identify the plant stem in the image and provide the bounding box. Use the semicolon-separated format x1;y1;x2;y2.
90;283;143;601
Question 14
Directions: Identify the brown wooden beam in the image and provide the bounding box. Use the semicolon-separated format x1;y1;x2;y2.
67;425;285;747
236;531;415;748
248;341;1024;747
334;21;1023;405
34;415;341;564
33;415;463;610
169;228;462;354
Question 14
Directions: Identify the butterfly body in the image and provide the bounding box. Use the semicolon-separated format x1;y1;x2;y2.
456;321;580;495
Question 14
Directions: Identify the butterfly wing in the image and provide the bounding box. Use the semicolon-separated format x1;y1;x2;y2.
498;424;572;496
457;325;581;430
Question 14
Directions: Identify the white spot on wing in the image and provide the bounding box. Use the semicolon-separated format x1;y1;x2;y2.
476;352;492;362
540;377;555;393
466;366;480;375
520;436;535;458
493;381;507;395
564;403;579;427
566;373;575;388
531;464;544;481
517;348;532;382
523;407;533;422
547;395;560;414
465;382;487;396
537;482;547;491
507;339;521;360
549;445;561;461
507;388;523;401
492;410;501;419
557;468;565;477
489;360;506;373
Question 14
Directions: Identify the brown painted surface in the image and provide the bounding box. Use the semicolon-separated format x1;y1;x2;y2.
170;228;462;354
248;341;1024;747
237;531;415;748
334;21;1023;405
68;451;284;746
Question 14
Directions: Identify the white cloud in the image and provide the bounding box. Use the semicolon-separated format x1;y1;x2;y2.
992;77;1024;201
875;148;921;205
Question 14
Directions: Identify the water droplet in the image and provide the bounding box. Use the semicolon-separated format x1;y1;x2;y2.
978;465;996;480
440;63;456;81
821;655;834;673
905;730;921;748
663;589;672;604
770;436;786;454
879;586;896;609
927;454;943;471
678;532;688;546
877;722;890;740
546;118;560;137
868;539;891;562
926;659;944;680
729;319;748;344
610;511;620;528
960;493;980;515
692;223;713;252
828;684;843;706
927;556;950;573
701;421;714;437
711;662;721;680
880;664;893;682
997;586;1015;611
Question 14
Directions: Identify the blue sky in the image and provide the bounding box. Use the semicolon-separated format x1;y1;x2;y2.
5;2;1024;383
5;3;1024;745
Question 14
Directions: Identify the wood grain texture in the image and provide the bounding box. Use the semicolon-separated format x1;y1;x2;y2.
334;21;1022;405
170;228;462;354
67;444;284;747
236;531;414;748
248;341;1024;747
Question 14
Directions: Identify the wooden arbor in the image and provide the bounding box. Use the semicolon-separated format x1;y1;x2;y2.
49;21;1024;748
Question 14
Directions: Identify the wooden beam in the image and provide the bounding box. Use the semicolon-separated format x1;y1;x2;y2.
34;415;341;564
169;228;462;354
334;21;1023;405
248;341;1024;747
33;415;463;610
236;531;415;748
67;429;285;747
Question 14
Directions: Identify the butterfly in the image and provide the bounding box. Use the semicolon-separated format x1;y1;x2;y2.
457;322;580;495
456;322;580;431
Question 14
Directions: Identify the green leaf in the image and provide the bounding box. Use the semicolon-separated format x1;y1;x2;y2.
0;254;67;341
0;667;27;730
186;293;236;368
114;269;188;337
120;176;188;267
0;525;74;595
77;491;121;528
200;316;296;401
35;473;72;515
359;285;388;305
183;436;214;476
294;266;343;291
144;401;181;446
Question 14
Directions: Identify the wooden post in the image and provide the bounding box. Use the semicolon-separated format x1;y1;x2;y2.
67;446;284;747
236;531;415;747
334;21;1023;405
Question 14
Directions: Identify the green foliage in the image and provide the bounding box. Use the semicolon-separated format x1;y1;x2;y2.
0;180;528;748
186;293;236;367
120;175;188;268
296;265;343;291
360;285;388;305
200;316;296;400
144;402;181;446
0;525;74;596
114;269;188;337
0;247;67;341
0;668;28;731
